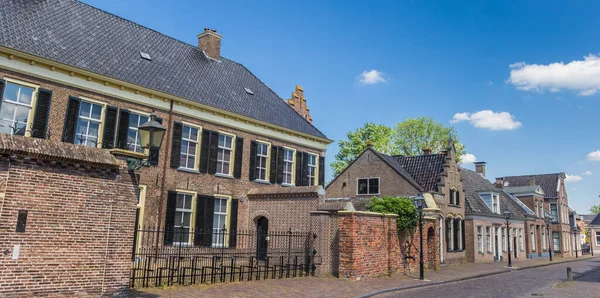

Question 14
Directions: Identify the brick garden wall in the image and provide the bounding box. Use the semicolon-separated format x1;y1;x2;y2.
0;136;138;297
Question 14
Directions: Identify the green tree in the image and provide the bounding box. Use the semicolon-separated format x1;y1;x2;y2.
366;196;417;233
590;204;600;214
330;123;392;176
390;116;465;161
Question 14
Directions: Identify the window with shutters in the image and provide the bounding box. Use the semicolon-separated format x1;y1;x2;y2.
502;227;506;251
486;226;492;253
217;133;235;176
446;217;453;251
174;192;195;246
357;178;379;195
477;226;483;253
127;111;149;153
456;218;463;250
282;148;296;185
212;195;231;247
180;124;200;170
255;141;270;181
0;79;38;137
530;224;536;252
307;153;318;186
542;227;546;250
75;98;106;147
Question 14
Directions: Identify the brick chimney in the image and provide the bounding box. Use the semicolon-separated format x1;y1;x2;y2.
528;178;536;186
474;161;486;177
495;178;504;189
422;148;432;155
197;28;222;60
286;85;312;123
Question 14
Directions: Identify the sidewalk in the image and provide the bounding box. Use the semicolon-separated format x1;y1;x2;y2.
130;255;597;298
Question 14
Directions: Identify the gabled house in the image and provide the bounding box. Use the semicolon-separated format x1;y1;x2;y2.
325;140;467;265
497;173;573;257
461;167;526;263
587;213;600;254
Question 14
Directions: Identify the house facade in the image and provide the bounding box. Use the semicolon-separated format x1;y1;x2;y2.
0;0;331;256
326;141;466;265
587;213;600;254
497;173;573;257
461;166;526;263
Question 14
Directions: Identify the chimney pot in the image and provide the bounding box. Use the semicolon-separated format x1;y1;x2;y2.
474;161;487;178
197;28;223;60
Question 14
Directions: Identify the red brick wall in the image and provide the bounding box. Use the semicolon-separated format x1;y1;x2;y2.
0;155;137;296
248;196;321;231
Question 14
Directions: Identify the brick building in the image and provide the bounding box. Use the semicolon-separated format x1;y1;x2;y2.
587;213;600;254
0;0;331;251
326;140;466;265
496;173;573;257
461;166;526;263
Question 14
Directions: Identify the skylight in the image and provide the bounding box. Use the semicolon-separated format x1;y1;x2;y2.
244;87;254;95
139;52;152;61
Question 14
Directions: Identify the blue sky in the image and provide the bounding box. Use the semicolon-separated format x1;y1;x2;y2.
83;0;600;213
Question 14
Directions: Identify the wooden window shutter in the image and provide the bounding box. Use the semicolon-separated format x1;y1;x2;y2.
229;199;239;248
164;191;177;245
101;106;118;148
199;129;212;172
248;140;257;181
276;146;284;184
62;96;81;144
269;145;278;184
461;219;466;250
208;132;218;174
446;218;451;252
318;156;325;186
147;117;162;165
454;218;460;251
116;109;130;149
170;122;183;168
195;195;215;247
302;152;309;186
295;151;304;186
31;88;52;139
233;137;244;178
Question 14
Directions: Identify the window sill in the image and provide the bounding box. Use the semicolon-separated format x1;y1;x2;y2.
281;183;295;187
357;193;380;196
215;173;234;179
448;204;460;208
478;252;485;255
254;180;271;185
177;167;200;174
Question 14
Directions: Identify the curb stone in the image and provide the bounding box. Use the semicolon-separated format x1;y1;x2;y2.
358;256;599;298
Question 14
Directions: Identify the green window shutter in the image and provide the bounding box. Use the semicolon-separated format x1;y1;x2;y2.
101;106;118;148
31;88;52;139
318;156;325;186
249;140;257;181
195;195;215;247
170;122;183;168
164;191;177;246
208;132;218;174
233;137;244;178
116;109;130;149
62;96;81;144
269;145;278;184
229;199;239;248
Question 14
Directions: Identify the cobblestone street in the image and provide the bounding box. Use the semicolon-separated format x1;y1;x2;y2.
130;256;598;297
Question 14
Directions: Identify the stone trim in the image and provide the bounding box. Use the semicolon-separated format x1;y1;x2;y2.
337;210;398;218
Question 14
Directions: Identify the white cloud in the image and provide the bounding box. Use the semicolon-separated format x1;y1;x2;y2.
565;174;583;182
460;153;477;164
586;150;600;161
508;54;600;96
582;170;593;175
450;110;522;130
358;70;387;85
487;81;493;86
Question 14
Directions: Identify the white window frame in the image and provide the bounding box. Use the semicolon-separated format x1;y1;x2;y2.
212;195;231;248
542;227;546;251
357;177;380;195
502;227;506;252
447;217;454;251
75;97;106;148
519;229;524;251
486;226;492;253
216;132;235;176
255;141;270;181
550;203;558;223
282;147;296;186
553;232;561;252
127;110;150;153
307;153;318;186
596;232;600;246
173;191;196;246
456;218;463;250
179;123;201;170
492;193;500;214
0;78;39;137
477;226;483;253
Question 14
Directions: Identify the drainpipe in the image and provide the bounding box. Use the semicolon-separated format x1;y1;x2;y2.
155;99;175;249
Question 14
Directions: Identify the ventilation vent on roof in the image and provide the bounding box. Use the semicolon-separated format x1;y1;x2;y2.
139;52;152;61
244;87;254;95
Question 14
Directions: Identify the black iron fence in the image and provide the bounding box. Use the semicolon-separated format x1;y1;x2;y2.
130;227;317;288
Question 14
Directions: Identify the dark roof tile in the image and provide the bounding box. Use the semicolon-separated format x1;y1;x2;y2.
499;173;564;198
461;168;525;219
394;154;446;192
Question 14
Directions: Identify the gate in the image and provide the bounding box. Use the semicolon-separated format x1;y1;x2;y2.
130;226;317;288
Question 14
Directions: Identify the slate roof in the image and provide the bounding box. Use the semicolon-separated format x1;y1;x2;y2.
499;173;565;199
589;213;600;226
580;214;597;222
461;168;525;219
394;154;446;192
0;0;327;139
503;185;544;196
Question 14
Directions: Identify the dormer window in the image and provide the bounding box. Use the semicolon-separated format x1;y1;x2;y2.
479;192;500;214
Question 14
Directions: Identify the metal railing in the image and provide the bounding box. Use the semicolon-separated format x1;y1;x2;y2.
130;226;316;288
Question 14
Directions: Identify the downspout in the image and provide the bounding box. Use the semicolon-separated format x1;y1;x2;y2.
155;99;174;249
101;198;114;295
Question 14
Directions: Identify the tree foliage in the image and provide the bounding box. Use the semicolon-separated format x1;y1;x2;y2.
331;117;465;177
366;196;417;233
590;204;600;214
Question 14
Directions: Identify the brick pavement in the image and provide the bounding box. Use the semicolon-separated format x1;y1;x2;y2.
129;255;597;297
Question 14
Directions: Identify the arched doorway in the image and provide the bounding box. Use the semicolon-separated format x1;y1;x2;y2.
256;217;269;260
427;227;436;268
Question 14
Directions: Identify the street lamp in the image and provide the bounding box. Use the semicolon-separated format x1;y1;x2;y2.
413;194;426;280
127;114;167;171
572;226;579;258
544;212;553;261
504;210;512;267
